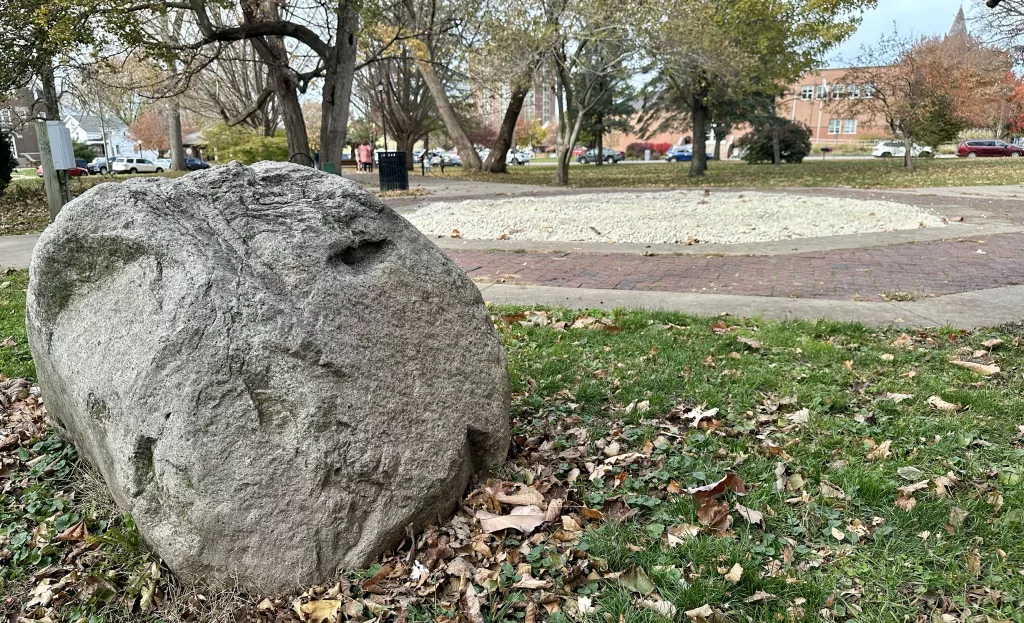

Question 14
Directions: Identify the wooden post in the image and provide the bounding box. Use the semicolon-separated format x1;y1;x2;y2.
35;120;64;221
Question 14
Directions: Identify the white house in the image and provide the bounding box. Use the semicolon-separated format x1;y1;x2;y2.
63;114;158;161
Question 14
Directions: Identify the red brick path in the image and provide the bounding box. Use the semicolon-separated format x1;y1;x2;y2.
447;232;1024;300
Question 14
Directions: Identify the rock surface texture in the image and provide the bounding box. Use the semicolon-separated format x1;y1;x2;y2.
26;161;510;593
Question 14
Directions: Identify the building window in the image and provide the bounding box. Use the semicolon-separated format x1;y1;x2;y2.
0;109;10;127
542;90;551;124
843;119;857;134
800;86;814;101
828;119;841;135
848;84;860;99
862;83;875;98
831;84;845;99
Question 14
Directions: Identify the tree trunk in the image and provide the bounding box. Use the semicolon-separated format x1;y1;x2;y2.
689;89;710;177
252;35;310;163
40;60;60;120
714;136;723;161
415;58;482;171
903;136;914;171
320;3;357;167
595;115;604;166
484;87;528;173
772;126;782;165
397;133;416;170
168;104;187;171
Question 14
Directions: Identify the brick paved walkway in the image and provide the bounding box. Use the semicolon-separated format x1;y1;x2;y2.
448;231;1024;300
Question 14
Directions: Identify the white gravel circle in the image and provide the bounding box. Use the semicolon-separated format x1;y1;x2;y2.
405;190;947;245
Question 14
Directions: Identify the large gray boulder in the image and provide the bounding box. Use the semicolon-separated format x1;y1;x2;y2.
26;161;510;593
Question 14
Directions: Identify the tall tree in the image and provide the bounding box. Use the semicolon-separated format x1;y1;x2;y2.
641;0;875;177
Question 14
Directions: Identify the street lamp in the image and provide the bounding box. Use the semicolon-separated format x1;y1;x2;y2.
376;80;387;152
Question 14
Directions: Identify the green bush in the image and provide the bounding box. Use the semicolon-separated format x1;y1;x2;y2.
0;132;18;195
739;119;812;164
204;123;289;164
72;141;95;162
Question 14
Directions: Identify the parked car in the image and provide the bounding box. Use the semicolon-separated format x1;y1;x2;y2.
429;151;461;167
508;149;532;165
956;139;1024;158
36;164;89;177
571;146;588;158
185;158;210;170
154;158;171;170
87;157;109;174
664;145;714;162
111;157;163;174
577;147;625;164
871;141;934;159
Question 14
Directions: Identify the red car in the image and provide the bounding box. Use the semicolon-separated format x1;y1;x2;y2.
36;166;89;177
956;139;1024;158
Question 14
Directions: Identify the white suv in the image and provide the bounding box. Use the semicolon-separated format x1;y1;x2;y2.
112;157;163;174
871;141;934;159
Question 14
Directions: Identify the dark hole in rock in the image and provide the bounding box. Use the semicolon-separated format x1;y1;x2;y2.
328;239;391;271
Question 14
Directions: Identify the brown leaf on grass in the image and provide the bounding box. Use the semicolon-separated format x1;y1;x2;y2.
0;336;16;349
945;507;969;534
723;563;743;584
476;505;546;534
686;472;746;500
949;360;1000;376
696;498;732;532
892;334;912;349
685;604;714;622
601;497;636;522
462;586;485;623
619;566;656;595
745;591;776;604
710;320;729;334
524;601;537;623
967;550;982;577
927;396;962;412
493;486;544;507
896;480;929;512
360;564;393;590
884;393;913;404
988;491;1004;514
640;598;678;618
56;520;88;542
666;523;701;546
544;498;563;523
819;481;846;500
866;439;892;461
734;503;764;526
299;600;340;623
933;474;958;498
843;360;854;372
581;507;604;521
737;336;763;350
982;338;1004;349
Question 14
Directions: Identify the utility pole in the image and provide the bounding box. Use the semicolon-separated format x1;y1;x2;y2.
35;120;65;221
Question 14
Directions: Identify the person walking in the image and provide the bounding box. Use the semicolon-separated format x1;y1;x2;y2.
358;143;373;173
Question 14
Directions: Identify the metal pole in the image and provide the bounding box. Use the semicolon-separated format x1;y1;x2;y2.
35;120;65;221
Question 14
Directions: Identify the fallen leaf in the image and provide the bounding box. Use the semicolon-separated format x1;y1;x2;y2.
927;396;961;412
737;336;764;350
734;503;764;526
723;563;743;584
619;567;656;595
745;591;775;604
785;408;810;427
462;586;484;623
982;338;1004;349
666;523;701;546
830;527;845;541
360;563;393;589
950;360;999;376
493;487;544;507
476;506;546;534
898;466;924;481
867;439;892;461
300;600;340;623
819;481;846;500
945;506;969;534
686;472;746;499
884;393;912;404
641;598;677;618
697;498;732;532
578;596;596;614
892;334;912;349
685;604;714;621
880;353;895;362
56;520;88;542
449;229;462;238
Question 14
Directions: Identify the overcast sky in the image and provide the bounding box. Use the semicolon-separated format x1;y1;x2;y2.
831;0;971;65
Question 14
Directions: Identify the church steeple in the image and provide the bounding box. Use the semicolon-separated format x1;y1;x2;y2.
948;5;969;39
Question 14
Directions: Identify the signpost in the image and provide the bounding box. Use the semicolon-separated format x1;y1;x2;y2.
35;120;75;221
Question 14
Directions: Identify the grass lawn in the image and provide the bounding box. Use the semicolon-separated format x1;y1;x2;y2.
2;273;1024;622
442;157;1024;190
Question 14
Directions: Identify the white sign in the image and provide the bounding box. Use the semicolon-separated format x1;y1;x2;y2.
46;120;76;170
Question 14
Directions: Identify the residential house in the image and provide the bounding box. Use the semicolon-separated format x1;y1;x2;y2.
63;113;158;161
0;87;42;166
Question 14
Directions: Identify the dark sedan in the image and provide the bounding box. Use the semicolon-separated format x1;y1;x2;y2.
185;158;211;170
576;147;625;164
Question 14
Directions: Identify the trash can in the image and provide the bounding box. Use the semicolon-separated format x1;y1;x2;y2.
378;151;409;191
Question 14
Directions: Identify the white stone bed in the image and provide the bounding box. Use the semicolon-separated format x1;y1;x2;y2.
404;190;948;245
